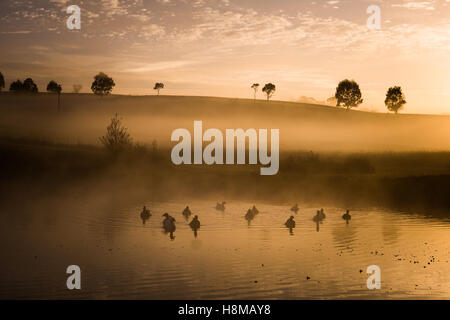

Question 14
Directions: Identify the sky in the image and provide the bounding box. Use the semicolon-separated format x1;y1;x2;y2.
0;0;450;114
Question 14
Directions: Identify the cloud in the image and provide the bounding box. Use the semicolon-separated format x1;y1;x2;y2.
1;30;31;34
124;60;195;73
391;1;436;10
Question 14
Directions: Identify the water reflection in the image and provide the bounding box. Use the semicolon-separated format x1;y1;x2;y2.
0;200;449;299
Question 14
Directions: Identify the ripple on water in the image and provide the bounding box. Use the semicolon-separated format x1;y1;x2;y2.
0;201;449;299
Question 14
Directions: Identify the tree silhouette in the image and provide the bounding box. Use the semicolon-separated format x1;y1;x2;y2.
262;83;276;101
385;86;406;114
99;113;133;154
47;80;62;111
73;84;82;93
23;78;38;93
0;72;4;92
91;72;115;96
10;80;23;92
335;79;363;110
251;83;259;100
154;83;164;95
9;78;37;93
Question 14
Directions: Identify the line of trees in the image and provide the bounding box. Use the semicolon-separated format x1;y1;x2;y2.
333;79;406;113
0;70;406;114
250;79;406;113
0;71;165;98
250;83;277;101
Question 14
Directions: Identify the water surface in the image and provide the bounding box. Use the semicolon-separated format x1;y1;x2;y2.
1;200;449;299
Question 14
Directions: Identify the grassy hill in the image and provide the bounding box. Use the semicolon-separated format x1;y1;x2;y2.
1;93;450;151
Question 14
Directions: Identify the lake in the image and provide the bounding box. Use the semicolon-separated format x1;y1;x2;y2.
0;200;449;299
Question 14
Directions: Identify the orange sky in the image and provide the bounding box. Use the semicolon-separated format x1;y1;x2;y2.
1;0;450;114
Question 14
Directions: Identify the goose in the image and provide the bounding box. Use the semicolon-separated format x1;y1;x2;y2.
215;202;226;211
285;216;296;229
313;210;324;222
162;213;176;233
319;208;326;219
189;215;201;230
251;205;259;215
342;210;351;222
140;206;151;224
182;206;192;219
245;209;255;223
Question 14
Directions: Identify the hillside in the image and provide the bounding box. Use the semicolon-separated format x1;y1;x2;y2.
1;93;450;151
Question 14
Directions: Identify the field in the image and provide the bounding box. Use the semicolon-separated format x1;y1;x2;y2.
1;93;450;216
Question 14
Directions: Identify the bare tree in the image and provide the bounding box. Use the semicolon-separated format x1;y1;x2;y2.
251;83;259;100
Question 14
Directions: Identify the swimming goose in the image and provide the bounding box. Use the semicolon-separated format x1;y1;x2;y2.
182;206;192;219
162;213;176;233
342;210;351;222
245;208;256;224
251;205;259;215
285;216;296;229
140;206;151;224
313;210;324;222
215;202;226;211
189;215;201;230
319;208;326;219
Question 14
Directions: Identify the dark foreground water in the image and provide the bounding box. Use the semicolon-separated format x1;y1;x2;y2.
1;200;449;299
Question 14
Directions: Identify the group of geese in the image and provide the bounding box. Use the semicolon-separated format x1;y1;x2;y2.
285;205;352;231
140;202;353;239
140;205;202;239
